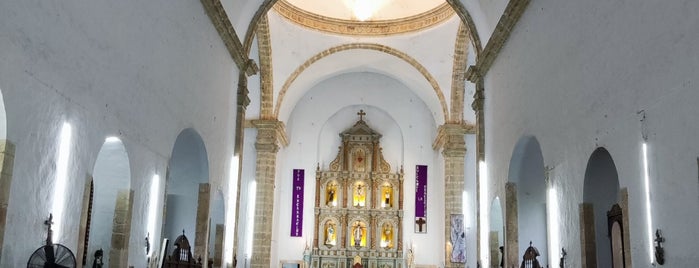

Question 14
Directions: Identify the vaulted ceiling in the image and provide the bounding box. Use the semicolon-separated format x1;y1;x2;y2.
212;0;521;127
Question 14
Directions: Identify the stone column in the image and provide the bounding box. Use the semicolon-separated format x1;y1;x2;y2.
505;183;519;268
0;140;15;261
214;224;225;268
77;178;93;268
434;124;468;268
110;190;134;268
250;120;288;268
195;183;211;263
232;68;251;262
579;203;596;268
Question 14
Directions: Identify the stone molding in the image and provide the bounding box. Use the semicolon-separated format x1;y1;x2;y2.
432;123;475;151
273;1;455;36
256;15;275;118
199;0;258;76
465;0;530;81
276;43;448;123
251;119;289;148
445;0;483;55
450;22;470;123
0;140;14;261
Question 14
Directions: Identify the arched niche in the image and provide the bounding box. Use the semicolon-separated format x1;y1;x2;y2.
489;197;504;268
164;128;210;256
581;147;620;268
377;219;396;250
348;219;368;248
87;138;131;267
507;136;548;265
209;190;225;267
320;217;340;249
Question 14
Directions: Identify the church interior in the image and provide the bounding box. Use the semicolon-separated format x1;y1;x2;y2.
1;0;698;267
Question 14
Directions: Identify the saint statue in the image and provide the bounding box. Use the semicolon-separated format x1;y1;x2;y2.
381;223;393;249
326;184;336;207
352;221;363;247
382;186;392;208
325;222;336;246
354;183;365;207
406;248;415;268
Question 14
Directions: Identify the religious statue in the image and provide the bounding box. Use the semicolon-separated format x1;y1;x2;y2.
353;221;363;247
406;248;415;268
353;183;365;207
326;183;337;207
381;223;393;249
325;222;336;246
382;186;392;208
92;248;104;268
450;214;466;263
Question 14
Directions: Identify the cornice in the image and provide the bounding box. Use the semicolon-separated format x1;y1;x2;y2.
272;1;455;36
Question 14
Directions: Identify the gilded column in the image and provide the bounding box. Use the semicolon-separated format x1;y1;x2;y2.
250;120;288;268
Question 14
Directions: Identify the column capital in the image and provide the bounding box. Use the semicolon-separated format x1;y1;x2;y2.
252;119;289;152
432;123;474;156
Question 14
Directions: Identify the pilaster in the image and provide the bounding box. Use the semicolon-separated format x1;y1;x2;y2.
250;120;287;268
434;124;468;268
195;183;211;262
0;140;16;261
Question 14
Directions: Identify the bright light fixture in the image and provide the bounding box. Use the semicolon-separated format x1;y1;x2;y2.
105;136;121;143
224;156;239;265
52;122;72;242
478;161;489;266
642;143;654;263
147;174;160;256
344;0;388;21
246;181;257;258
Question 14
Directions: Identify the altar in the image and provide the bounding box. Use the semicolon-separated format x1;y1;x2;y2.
311;111;404;268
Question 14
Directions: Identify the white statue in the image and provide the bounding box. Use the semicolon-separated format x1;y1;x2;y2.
353;222;362;246
406;248;415;268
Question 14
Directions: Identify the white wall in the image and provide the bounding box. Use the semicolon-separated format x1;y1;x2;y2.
0;0;239;266
272;72;445;266
485;0;699;267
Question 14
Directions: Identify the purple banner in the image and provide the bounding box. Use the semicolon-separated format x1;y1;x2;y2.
415;165;427;233
290;169;304;237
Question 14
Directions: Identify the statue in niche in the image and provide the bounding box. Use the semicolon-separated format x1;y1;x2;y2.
353;149;366;172
381;223;393;249
382;185;392;208
352;221;364;247
324;221;336;246
406;248;415;268
353;182;366;207
326;182;337;207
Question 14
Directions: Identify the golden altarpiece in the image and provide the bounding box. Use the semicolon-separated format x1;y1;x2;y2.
311;112;404;268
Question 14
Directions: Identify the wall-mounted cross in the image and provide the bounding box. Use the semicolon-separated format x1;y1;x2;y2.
357;110;366;121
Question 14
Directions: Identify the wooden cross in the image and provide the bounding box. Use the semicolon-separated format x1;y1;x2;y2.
415;217;426;232
357;110;366;121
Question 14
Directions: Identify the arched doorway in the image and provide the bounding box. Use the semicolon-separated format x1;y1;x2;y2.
505;136;548;267
581;147;622;268
489;197;504;268
163;129;210;260
87;138;132;267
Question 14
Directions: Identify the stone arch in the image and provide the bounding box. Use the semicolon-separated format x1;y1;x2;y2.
581;147;620;268
86;138;132;267
241;0;483;60
489;196;504;268
163;128;210;258
274;43;449;123
506;136;548;266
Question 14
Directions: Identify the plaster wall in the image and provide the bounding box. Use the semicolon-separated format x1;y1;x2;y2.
484;0;699;267
273;72;446;266
0;0;239;266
